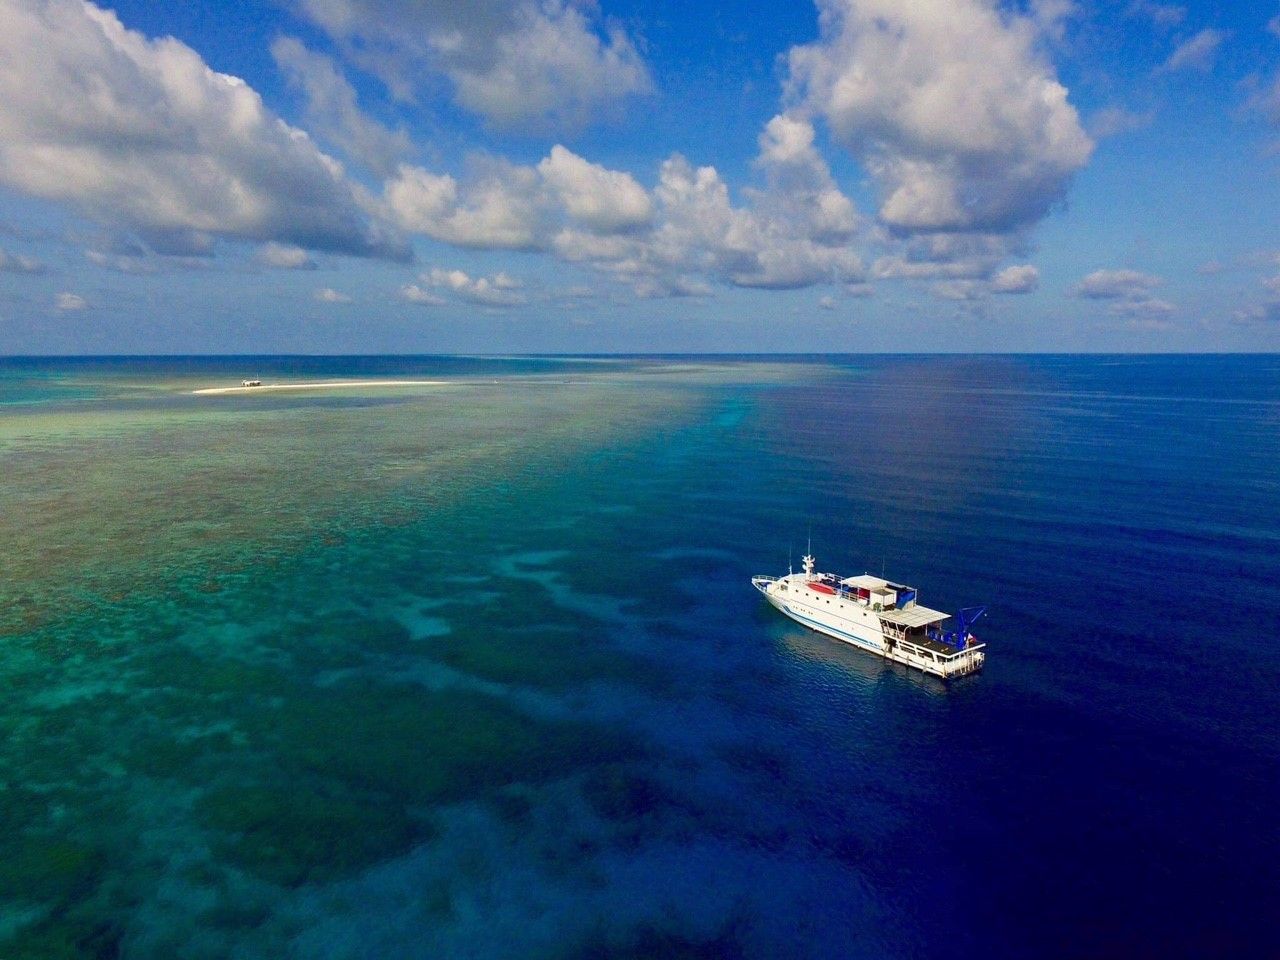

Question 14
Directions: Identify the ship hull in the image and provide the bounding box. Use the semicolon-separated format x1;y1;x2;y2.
753;575;984;679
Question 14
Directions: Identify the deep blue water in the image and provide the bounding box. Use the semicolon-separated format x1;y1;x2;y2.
1;354;1277;958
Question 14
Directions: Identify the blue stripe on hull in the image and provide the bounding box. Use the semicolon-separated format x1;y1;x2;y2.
782;604;884;654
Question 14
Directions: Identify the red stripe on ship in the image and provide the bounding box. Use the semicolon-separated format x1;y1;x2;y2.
807;581;836;595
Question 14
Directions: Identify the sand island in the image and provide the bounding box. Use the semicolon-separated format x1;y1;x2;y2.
191;380;448;395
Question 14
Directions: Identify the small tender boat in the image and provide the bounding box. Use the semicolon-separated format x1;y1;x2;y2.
241;379;262;387
752;552;986;679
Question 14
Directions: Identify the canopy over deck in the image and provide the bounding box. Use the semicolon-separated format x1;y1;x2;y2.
840;573;892;590
878;604;950;627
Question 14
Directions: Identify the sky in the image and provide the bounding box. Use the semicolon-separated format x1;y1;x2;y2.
1;0;1280;353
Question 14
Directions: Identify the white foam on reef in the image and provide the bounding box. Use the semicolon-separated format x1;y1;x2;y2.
191;380;448;395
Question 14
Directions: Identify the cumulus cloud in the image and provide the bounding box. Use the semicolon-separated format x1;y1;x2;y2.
872;233;1027;282
384;140;866;296
257;242;316;269
0;0;407;260
400;283;446;305
1159;28;1228;74
786;0;1093;235
271;36;411;178
640;152;865;291
1234;275;1280;324
293;0;651;129
931;279;986;301
537;145;651;233
753;114;858;245
86;248;155;274
418;267;527;306
992;263;1040;293
1072;268;1174;322
386;159;548;250
1234;302;1280;324
55;292;87;311
0;248;44;273
1119;297;1175;321
1073;268;1161;299
315;287;352;302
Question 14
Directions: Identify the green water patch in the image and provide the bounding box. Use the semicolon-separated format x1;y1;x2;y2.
197;680;641;885
266;612;420;671
431;616;670;693
200;780;423;888
0;376;702;633
569;921;747;960
0;836;116;960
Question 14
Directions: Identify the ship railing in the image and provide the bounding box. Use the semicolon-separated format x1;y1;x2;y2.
933;641;986;661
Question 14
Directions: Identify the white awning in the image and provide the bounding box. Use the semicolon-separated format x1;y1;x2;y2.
840;574;889;589
878;604;949;627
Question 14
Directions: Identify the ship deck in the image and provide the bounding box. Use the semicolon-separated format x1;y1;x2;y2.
910;634;964;657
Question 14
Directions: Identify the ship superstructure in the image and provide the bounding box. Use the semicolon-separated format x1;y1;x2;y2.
752;553;986;679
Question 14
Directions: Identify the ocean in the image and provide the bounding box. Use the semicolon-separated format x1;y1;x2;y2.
0;354;1276;958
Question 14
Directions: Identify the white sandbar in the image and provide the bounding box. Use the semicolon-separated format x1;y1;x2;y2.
192;380;448;395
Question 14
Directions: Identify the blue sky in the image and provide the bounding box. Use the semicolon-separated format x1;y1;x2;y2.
1;0;1279;353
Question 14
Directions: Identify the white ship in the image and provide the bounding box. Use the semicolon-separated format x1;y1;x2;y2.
752;552;986;679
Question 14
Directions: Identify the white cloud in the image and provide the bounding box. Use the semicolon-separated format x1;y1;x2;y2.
1245;71;1280;126
992;263;1040;293
315;287;352;302
753;114;858;244
873;233;1025;281
1073;268;1161;299
1119;297;1175;320
271;36;411;178
419;267;527;306
294;0;651;129
818;294;836;309
1159;28;1228;74
1072;268;1174;321
786;0;1093;234
400;283;446;305
257;242;315;269
1029;0;1078;42
0;0;407;260
537;145;651;233
0;248;44;273
55;292;87;311
1235;275;1280;324
385;159;547;249
1233;302;1280;324
647;153;865;291
385;141;865;296
932;279;986;301
86;248;155;274
1088;106;1156;139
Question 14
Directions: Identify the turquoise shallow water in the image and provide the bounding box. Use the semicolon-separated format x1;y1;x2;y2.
1;355;1278;958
